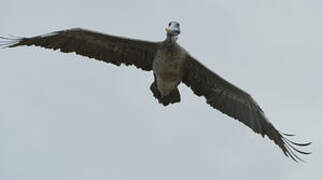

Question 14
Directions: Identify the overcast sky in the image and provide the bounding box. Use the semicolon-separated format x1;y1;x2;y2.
0;0;322;180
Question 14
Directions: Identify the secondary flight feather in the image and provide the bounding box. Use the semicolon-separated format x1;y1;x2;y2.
0;21;311;162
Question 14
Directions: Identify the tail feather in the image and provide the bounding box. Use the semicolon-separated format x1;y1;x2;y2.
150;81;181;106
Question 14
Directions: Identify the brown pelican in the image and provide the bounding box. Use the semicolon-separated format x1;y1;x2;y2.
0;21;311;162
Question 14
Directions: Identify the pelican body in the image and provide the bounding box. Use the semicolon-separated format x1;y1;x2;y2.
0;21;311;162
152;22;187;104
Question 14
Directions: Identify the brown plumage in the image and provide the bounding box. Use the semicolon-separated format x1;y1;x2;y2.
182;55;311;161
0;22;311;162
1;28;158;71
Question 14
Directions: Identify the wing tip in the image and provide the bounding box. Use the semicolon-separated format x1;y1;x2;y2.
0;35;23;48
280;132;312;163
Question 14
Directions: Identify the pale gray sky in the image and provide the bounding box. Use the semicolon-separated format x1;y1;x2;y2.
0;0;322;180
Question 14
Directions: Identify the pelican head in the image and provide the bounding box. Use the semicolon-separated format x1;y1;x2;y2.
166;21;181;36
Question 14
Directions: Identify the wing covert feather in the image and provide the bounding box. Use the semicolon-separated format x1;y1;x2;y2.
182;55;311;162
1;28;159;71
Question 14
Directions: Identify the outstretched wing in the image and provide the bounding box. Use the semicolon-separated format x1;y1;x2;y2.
182;55;311;162
0;28;159;71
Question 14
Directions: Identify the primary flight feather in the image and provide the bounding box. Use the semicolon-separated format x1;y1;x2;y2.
0;21;311;162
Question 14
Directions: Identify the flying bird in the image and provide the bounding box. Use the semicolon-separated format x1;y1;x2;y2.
0;21;311;162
